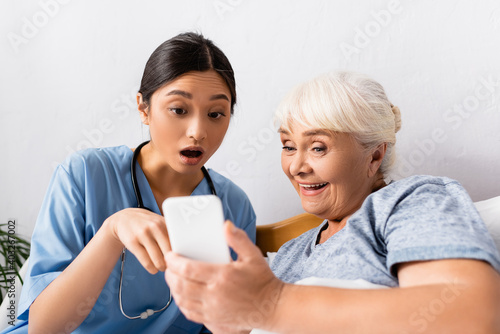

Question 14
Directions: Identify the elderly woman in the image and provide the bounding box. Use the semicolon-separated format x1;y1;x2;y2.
165;72;500;333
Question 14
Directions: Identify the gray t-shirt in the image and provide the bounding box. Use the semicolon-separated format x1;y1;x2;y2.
270;175;500;287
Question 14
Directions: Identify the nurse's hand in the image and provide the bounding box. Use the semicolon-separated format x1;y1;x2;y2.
104;208;171;274
165;221;284;333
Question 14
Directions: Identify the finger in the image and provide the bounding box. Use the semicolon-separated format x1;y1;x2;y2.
144;211;172;255
178;308;205;324
165;268;207;323
156;226;171;259
165;252;220;283
139;210;172;257
149;227;172;270
165;269;205;303
137;227;168;271
135;211;173;270
224;221;261;261
128;244;159;274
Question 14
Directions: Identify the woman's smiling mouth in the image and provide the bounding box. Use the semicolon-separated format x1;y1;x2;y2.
298;182;329;196
299;182;328;190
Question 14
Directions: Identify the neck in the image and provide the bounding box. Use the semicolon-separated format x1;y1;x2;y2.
321;217;348;242
371;173;387;193
319;174;387;244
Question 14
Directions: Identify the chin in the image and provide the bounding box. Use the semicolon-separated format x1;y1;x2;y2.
173;162;202;174
300;201;326;218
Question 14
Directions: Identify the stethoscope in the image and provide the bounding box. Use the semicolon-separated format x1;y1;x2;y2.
119;140;217;320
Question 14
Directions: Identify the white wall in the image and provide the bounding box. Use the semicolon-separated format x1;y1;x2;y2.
1;0;500;239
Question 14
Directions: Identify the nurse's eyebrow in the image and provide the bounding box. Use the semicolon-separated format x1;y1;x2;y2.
166;90;192;98
209;94;230;102
165;90;229;102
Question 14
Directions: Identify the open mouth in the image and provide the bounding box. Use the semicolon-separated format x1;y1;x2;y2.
180;148;204;166
181;150;203;158
299;182;328;190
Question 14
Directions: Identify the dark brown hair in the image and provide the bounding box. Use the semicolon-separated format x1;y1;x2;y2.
138;32;236;113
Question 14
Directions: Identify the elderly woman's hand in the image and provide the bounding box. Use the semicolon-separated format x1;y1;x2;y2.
165;221;284;333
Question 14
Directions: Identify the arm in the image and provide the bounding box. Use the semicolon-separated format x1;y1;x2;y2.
29;208;171;334
166;223;500;334
270;259;500;333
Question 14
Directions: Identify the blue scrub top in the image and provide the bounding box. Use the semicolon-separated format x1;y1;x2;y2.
2;146;256;334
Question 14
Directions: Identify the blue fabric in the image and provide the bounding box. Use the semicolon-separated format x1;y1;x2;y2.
2;146;256;334
270;175;500;287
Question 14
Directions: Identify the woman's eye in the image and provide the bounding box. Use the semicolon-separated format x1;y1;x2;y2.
282;146;295;152
313;147;326;153
208;111;226;119
169;108;186;115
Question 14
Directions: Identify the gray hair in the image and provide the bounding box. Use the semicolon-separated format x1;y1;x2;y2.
274;71;401;177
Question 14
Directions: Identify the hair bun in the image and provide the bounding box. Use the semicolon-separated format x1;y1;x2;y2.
390;104;401;133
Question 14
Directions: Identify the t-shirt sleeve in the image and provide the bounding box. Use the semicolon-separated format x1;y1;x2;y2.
17;163;87;320
384;179;500;276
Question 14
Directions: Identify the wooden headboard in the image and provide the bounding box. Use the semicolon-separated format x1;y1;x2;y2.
256;213;324;255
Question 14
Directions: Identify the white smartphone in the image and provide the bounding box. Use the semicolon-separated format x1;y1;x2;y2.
162;195;231;264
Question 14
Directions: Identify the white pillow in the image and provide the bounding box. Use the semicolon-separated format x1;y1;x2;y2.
265;251;277;266
475;195;500;252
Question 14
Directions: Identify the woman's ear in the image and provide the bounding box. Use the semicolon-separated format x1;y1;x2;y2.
137;93;149;125
367;143;387;177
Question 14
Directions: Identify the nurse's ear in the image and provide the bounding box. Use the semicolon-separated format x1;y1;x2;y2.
137;93;150;125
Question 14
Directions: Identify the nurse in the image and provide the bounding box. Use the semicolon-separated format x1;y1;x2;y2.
3;32;256;333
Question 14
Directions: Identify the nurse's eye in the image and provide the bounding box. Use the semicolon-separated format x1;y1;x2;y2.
169;108;187;115
208;111;226;119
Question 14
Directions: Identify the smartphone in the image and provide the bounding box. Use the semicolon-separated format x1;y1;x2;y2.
162;195;231;264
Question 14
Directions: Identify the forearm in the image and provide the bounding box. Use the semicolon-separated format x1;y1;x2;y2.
265;281;500;334
28;221;124;334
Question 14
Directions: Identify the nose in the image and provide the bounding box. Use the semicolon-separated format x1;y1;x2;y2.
186;115;207;142
288;151;312;176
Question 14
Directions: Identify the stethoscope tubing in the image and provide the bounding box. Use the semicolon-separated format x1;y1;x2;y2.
120;140;217;319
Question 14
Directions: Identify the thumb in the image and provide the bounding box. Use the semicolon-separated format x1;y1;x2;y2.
224;220;260;261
